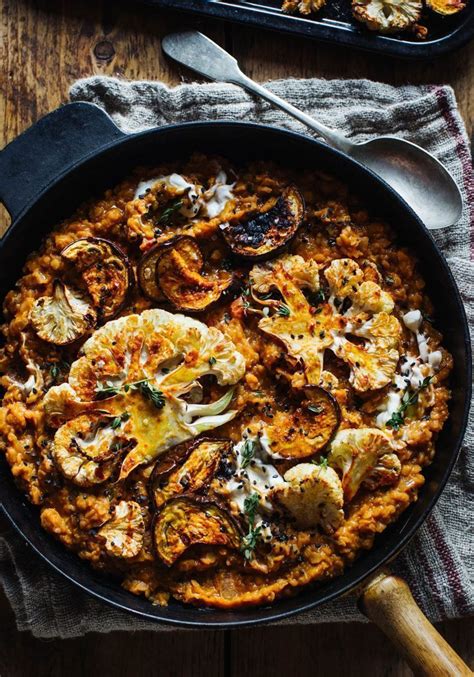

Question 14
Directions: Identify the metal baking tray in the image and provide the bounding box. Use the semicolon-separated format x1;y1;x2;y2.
145;0;474;59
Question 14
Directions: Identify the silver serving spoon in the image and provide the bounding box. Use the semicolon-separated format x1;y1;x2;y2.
162;31;462;230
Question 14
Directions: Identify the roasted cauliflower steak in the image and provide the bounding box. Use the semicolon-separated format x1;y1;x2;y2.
43;309;246;485
249;255;401;392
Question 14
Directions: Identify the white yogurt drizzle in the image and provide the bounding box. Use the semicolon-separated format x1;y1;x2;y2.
375;309;441;427
224;435;284;541
134;171;234;219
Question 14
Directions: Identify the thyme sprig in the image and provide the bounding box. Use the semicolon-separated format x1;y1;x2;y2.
241;493;262;561
241;439;256;470
386;376;432;431
49;360;70;382
277;303;291;317
158;198;184;225
95;378;166;409
311;456;328;469
111;412;131;429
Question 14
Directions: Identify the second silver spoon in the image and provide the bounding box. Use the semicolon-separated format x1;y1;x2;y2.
162;31;462;230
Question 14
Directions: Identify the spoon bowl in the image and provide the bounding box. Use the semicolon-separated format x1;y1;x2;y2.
162;31;463;230
351;136;463;229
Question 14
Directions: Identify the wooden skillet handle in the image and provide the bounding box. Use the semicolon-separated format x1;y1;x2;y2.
358;570;472;676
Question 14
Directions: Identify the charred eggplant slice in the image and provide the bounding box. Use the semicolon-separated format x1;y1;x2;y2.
30;280;97;345
137;244;167;302
150;438;231;509
61;237;131;320
153;495;241;566
219;186;304;260
156;236;234;312
260;386;341;459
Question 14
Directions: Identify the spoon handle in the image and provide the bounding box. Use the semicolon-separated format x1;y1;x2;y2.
161;31;355;155
231;72;355;154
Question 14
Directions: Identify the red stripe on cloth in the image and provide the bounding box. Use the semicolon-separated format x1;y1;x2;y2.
402;529;447;617
432;86;474;258
427;516;470;616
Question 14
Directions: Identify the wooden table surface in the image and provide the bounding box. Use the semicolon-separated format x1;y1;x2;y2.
0;1;473;675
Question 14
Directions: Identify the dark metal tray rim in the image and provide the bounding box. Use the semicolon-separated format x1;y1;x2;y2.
147;0;474;59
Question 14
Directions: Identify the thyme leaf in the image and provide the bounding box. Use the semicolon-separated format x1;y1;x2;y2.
277;303;291;317
137;381;166;409
158;198;183;225
95;383;121;400
241;439;256;469
111;412;131;429
241;493;262;561
95;379;165;409
386;376;432;431
312;456;328;469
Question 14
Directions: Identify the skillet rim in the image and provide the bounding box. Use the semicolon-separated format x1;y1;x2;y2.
0;119;471;628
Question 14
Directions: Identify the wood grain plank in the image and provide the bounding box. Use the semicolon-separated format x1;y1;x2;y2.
0;586;226;677
228;618;474;677
0;0;228;145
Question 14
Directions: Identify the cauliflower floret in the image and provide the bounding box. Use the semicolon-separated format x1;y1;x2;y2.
271;463;344;533
98;501;145;558
44;309;246;484
351;281;394;315
324;258;364;299
328;428;400;501
249;255;401;392
282;0;326;13
251;253;320;297
332;334;400;392
363;453;402;490
52;414;127;487
352;0;422;33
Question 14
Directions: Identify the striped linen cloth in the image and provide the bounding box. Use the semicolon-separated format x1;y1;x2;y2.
0;76;472;638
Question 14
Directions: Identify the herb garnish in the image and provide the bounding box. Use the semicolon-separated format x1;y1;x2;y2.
208;356;217;366
241;493;262;561
111;412;131;429
312;456;328;469
158;198;183;225
95;383;121;399
277;303;291;317
241;439;256;469
386;377;432;431
95;379;166;409
306;288;326;306
49;360;70;382
136;380;166;409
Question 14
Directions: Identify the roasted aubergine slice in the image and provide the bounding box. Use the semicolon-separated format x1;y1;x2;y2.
260;386;341;459
219;186;304;260
139;236;235;312
150;438;232;509
152;495;241;566
61;237;132;320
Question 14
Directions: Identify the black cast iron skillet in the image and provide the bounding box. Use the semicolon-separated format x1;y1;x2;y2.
0;103;471;672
